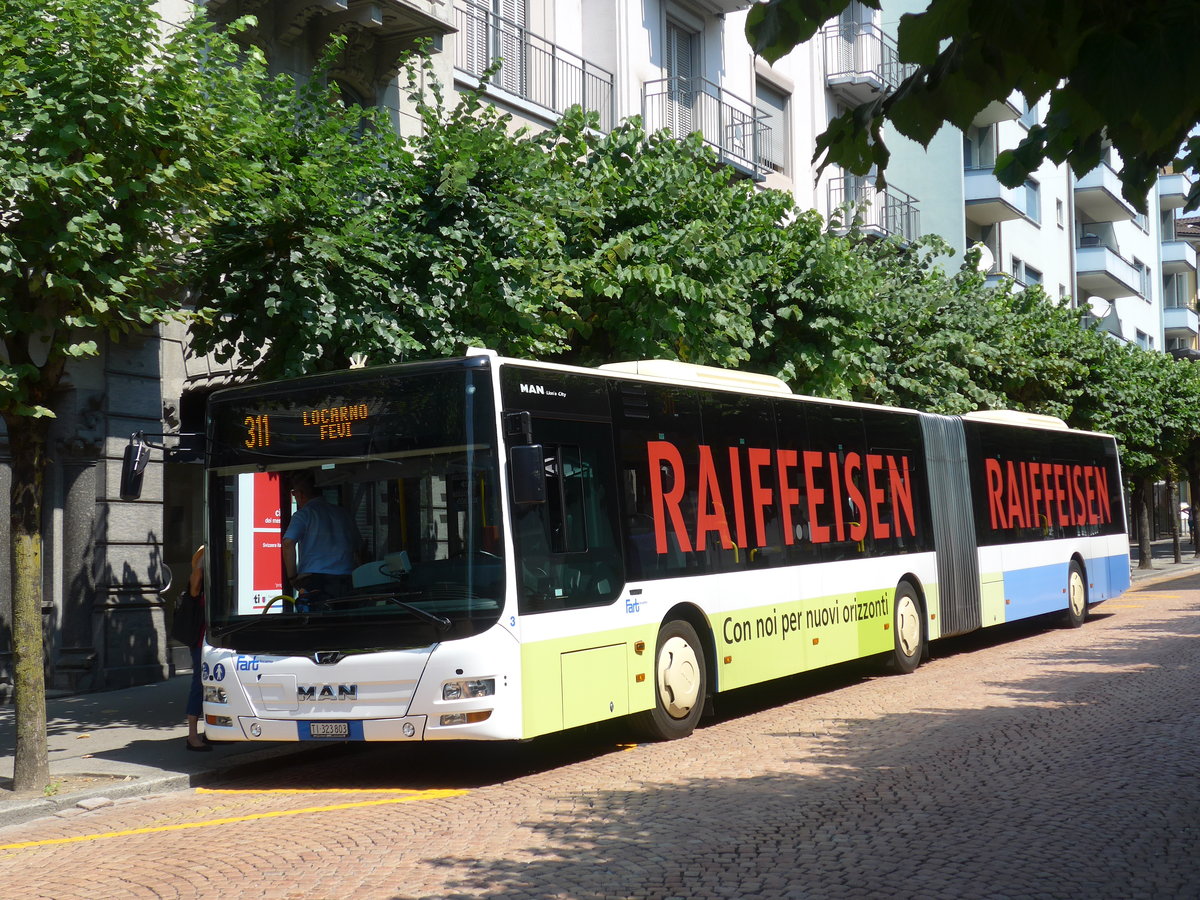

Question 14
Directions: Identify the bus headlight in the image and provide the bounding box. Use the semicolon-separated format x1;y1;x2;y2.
442;678;495;701
204;686;228;704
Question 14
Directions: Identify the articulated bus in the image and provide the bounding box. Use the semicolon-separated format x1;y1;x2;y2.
198;348;1130;743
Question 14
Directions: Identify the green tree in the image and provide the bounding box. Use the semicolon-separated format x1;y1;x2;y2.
0;0;279;791
846;241;1105;417
192;60;875;388
1080;347;1200;567
190;59;577;380
746;0;1200;211
548;113;874;388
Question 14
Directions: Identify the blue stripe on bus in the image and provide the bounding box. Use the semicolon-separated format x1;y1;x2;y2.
1104;553;1131;597
1001;553;1130;622
1003;561;1068;620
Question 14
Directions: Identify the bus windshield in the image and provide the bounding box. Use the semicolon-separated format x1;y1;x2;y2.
204;363;504;654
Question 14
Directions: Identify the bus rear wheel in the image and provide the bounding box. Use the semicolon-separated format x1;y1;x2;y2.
1063;560;1087;628
636;619;707;741
888;581;924;674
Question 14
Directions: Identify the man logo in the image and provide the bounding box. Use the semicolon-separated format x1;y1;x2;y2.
298;684;358;701
519;383;546;395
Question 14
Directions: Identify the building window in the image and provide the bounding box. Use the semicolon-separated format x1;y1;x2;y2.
1024;179;1041;223
1134;211;1149;233
1019;97;1038;129
1133;258;1150;298
1056;199;1064;228
963;125;996;169
1136;329;1153;350
1161;209;1176;239
756;80;789;174
460;0;530;97
1164;273;1191;308
1010;257;1042;287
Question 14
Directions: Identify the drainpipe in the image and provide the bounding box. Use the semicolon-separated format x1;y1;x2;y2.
1068;168;1078;310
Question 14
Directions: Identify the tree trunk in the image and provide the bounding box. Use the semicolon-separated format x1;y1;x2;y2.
1167;473;1181;564
7;415;51;793
1133;478;1153;570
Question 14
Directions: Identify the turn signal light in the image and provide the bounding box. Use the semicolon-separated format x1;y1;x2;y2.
439;710;492;727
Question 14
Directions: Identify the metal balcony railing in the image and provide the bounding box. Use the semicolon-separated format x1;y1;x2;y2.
453;2;615;132
823;22;914;94
828;175;920;242
642;76;771;178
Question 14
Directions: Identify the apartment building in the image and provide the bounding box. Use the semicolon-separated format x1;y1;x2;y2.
4;0;1194;694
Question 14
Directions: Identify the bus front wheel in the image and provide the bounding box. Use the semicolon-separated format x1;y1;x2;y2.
889;581;924;674
1063;560;1087;628
637;619;707;741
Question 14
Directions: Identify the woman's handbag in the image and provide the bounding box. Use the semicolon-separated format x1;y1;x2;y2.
171;589;205;646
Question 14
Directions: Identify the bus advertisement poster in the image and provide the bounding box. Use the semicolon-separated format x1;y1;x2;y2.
235;471;283;614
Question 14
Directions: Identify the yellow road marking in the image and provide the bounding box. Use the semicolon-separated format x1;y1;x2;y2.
196;787;443;795
0;788;466;852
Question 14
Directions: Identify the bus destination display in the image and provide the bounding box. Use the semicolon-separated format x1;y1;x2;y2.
241;404;371;450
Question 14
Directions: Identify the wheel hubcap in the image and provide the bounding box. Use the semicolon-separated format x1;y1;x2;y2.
1070;571;1086;617
658;636;700;719
896;595;921;658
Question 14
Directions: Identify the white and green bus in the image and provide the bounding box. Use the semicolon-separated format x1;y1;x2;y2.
195;348;1130;743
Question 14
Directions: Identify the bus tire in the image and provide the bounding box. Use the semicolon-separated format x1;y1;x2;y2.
636;619;707;741
1063;560;1087;628
888;581;924;674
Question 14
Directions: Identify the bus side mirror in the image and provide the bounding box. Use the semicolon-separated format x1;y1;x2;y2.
119;435;150;500
510;444;546;504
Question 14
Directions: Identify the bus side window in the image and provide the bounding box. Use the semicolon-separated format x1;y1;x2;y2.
545;445;587;553
516;440;622;613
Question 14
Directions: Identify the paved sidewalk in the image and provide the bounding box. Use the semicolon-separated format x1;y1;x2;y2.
0;541;1197;830
0;673;317;828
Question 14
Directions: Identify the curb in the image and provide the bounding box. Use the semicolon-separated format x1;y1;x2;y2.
1129;561;1200;588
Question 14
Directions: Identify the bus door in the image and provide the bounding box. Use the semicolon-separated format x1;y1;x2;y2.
499;368;624;616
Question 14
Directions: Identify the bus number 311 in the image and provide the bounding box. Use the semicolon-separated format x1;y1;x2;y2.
244;414;270;449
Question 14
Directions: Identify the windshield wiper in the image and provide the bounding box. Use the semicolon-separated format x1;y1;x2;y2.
345;592;453;631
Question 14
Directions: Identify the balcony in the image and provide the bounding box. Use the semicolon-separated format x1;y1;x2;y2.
971;96;1021;128
1165;305;1200;337
454;3;615;132
642;77;771;179
964;167;1025;225
822;23;914;106
1074;163;1137;223
1159;172;1194;210
201;0;454;88
1076;243;1140;300
827;175;921;243
1162;240;1198;275
694;0;753;12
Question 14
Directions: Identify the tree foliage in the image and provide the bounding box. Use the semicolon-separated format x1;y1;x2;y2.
745;0;1200;212
191;56;877;389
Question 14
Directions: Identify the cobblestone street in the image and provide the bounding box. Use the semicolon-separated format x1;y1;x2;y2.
1;572;1197;899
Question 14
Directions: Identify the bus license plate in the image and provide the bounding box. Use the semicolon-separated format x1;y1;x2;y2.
307;721;350;739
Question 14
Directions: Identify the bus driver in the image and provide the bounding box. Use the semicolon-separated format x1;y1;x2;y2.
282;469;361;600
